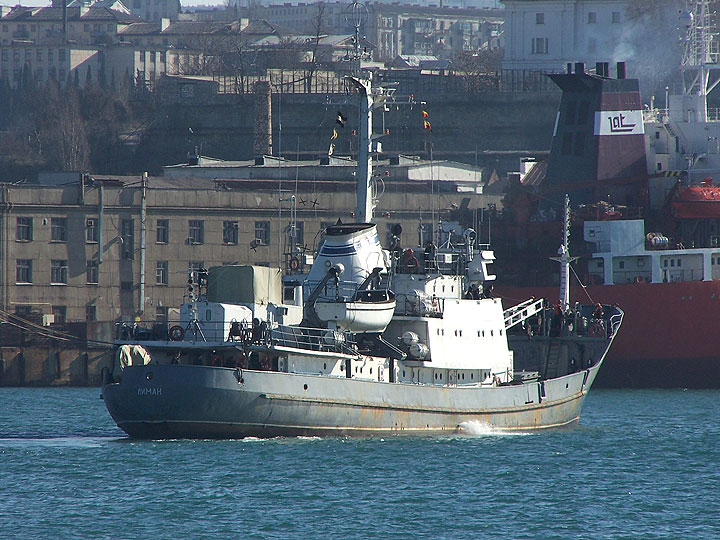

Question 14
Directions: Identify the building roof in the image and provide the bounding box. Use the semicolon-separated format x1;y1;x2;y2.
370;3;502;18
118;18;293;38
1;6;142;23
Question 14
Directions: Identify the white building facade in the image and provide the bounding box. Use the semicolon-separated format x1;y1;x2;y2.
501;0;632;72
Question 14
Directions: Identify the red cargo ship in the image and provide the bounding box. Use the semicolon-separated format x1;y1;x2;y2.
490;3;720;387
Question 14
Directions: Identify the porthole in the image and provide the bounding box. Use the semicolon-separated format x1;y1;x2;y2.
403;370;406;377
499;329;503;336
459;330;462;337
370;367;373;374
471;373;474;379
491;330;494;337
440;373;443;380
477;331;481;337
146;372;153;381
323;363;327;370
303;384;308;390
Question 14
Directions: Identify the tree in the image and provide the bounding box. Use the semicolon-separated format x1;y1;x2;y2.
451;48;502;93
304;2;328;93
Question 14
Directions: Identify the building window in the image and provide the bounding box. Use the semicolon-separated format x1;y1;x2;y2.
189;261;205;284
51;217;67;241
121;219;134;259
156;219;169;243
223;220;238;245
86;305;96;321
52;305;66;324
16;259;32;283
288;221;304;247
188;220;204;244
612;11;621;24
86;217;99;242
536;13;544;25
87;260;98;284
531;37;548;54
51;260;68;284
587;12;597;24
15;305;32;317
156;260;168;285
16;217;32;241
254;221;270;245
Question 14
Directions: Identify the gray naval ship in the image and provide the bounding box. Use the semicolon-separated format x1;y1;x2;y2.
101;72;623;439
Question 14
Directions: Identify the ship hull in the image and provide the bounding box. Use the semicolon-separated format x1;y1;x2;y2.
102;362;602;439
498;280;720;388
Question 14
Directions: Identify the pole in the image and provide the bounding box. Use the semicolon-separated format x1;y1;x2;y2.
139;172;147;315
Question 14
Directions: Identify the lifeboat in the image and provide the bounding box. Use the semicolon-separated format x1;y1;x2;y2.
314;289;396;333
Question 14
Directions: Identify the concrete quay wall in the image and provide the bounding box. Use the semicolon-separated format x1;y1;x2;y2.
0;347;114;387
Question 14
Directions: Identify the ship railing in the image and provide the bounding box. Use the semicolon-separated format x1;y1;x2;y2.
612;271;653;284
115;319;253;344
608;311;623;338
270;324;358;356
520;305;620;339
503;298;545;330
303;279;391;303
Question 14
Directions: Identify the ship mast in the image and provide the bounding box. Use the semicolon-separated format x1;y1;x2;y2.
680;0;720;117
551;194;577;311
344;0;373;223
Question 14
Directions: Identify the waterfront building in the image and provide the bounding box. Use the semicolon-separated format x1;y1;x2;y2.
0;157;501;326
247;2;502;62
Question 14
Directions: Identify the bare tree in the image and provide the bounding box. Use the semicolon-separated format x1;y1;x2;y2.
451;48;502;93
304;2;328;92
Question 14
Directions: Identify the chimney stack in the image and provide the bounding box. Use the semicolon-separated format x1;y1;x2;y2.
575;62;585;74
617;61;626;79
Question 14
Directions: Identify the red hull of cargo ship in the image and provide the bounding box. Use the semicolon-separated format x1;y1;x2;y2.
498;280;720;388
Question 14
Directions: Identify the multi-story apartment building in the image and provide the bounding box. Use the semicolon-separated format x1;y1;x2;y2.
501;0;631;71
249;1;502;62
0;5;140;46
65;0;182;23
0;6;141;87
0;157;500;325
0;6;290;88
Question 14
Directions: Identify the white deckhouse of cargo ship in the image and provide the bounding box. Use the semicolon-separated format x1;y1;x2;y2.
100;2;622;438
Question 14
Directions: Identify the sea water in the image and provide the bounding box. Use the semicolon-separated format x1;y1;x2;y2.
1;387;719;540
